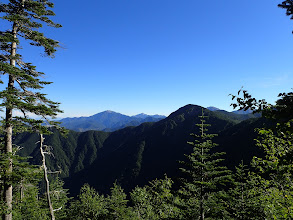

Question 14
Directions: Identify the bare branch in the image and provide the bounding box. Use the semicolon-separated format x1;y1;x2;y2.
53;206;62;212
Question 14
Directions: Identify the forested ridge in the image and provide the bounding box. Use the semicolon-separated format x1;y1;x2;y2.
15;104;263;196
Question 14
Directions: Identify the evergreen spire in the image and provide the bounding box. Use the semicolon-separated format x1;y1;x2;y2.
179;108;231;219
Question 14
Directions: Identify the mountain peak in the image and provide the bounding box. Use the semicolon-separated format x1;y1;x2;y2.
104;110;115;113
207;106;221;111
168;104;203;119
134;113;148;117
59;110;165;132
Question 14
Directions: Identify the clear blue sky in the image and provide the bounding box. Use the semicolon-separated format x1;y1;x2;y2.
5;0;293;117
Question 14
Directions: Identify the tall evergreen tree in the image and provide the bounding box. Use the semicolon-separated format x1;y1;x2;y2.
178;109;231;220
0;1;62;219
105;183;133;220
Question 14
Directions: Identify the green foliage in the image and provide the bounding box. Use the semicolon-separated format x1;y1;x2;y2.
48;177;70;219
67;183;134;220
227;162;265;219
67;176;181;220
231;89;293;126
231;88;293;219
105;183;134;219
10;169;69;220
13;184;49;220
0;148;40;186
0;147;42;216
131;176;181;219
0;149;68;219
250;124;293;219
67;184;108;220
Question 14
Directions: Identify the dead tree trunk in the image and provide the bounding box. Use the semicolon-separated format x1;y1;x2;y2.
39;134;55;220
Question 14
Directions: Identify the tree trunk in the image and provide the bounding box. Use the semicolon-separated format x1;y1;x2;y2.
3;22;17;220
39;134;55;220
4;105;13;220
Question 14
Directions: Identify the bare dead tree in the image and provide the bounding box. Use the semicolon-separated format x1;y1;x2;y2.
38;134;63;220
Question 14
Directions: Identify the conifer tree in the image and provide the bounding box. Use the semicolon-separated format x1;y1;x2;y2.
13;183;49;220
178;109;231;220
0;1;62;219
227;161;265;219
105;183;133;220
0;147;44;219
130;175;181;219
67;184;108;220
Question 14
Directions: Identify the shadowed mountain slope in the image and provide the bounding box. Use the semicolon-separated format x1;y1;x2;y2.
16;104;264;195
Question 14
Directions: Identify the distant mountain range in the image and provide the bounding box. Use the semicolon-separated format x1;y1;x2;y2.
60;107;257;132
58;111;166;132
16;104;265;196
207;106;254;115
